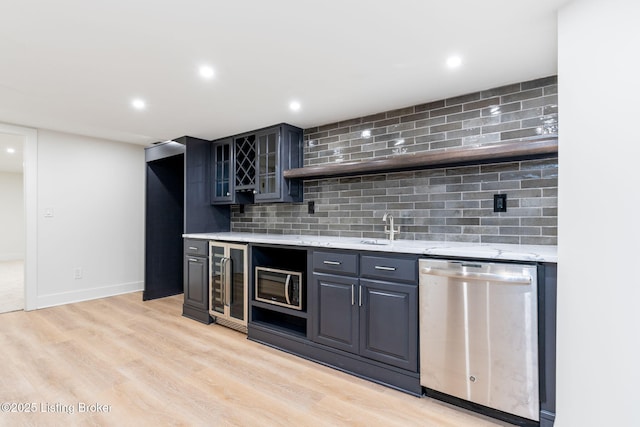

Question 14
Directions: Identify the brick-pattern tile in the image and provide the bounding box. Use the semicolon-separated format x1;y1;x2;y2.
232;76;558;245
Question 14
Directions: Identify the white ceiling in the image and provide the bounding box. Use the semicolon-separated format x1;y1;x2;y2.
0;0;567;148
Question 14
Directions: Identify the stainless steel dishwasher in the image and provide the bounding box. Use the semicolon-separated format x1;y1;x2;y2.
419;259;539;422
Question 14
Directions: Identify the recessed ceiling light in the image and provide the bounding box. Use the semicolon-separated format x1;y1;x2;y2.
446;55;462;69
289;101;301;112
7;147;15;154
199;65;215;79
131;98;146;110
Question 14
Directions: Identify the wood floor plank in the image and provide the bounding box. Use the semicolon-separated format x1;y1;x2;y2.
0;292;512;426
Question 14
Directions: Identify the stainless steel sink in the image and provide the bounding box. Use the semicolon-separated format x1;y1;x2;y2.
360;239;392;246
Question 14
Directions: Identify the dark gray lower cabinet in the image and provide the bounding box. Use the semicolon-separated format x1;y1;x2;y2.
313;274;359;354
359;279;417;371
185;256;207;311
248;248;421;396
182;239;212;324
311;251;419;372
312;274;418;372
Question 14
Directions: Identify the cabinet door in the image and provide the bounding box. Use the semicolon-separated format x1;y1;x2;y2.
211;138;233;204
184;255;208;311
311;273;359;354
255;128;280;202
359;279;418;371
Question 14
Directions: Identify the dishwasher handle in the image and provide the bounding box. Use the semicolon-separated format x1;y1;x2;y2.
421;267;532;284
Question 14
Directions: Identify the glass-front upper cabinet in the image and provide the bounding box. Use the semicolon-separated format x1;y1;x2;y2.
255;129;279;201
254;124;303;203
210;123;304;205
210;138;233;204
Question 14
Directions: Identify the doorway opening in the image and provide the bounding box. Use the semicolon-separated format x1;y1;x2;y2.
0;133;25;313
0;123;37;312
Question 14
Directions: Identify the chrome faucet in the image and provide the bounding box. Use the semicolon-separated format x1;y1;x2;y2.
382;212;400;241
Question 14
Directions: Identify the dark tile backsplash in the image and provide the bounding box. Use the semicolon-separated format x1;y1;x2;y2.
231;76;558;245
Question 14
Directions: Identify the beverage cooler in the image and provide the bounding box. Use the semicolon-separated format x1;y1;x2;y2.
209;242;248;333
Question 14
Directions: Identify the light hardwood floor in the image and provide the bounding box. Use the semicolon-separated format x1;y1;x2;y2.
0;260;24;313
0;292;513;426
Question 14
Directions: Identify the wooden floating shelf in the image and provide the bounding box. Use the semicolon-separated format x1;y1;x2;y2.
283;137;558;180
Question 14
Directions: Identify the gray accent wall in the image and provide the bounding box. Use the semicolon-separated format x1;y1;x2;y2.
231;76;558;245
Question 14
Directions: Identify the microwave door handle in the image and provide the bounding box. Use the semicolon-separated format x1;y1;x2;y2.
284;275;292;305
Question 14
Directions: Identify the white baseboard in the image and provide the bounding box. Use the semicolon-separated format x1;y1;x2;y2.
35;281;144;309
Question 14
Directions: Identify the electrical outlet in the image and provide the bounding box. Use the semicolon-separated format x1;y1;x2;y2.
308;201;315;214
74;268;82;280
493;194;507;212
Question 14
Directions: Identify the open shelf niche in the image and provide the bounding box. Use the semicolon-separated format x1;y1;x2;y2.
249;245;309;338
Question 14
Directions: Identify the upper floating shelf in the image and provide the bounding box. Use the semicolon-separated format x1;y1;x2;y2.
283;137;558;180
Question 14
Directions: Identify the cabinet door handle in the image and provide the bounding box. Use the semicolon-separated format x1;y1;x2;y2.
359;285;362;307
188;247;198;251
351;284;355;306
323;260;341;266
374;265;396;271
188;258;198;262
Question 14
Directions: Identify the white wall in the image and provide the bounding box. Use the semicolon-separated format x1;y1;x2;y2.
557;1;640;425
36;130;145;307
0;171;24;260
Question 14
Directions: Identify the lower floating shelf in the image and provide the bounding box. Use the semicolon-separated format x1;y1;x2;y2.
250;305;307;338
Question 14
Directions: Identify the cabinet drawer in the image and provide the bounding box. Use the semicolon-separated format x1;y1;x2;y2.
361;255;417;283
184;239;208;256
313;251;358;275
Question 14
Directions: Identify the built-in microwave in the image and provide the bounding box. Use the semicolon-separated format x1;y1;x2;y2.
255;266;303;310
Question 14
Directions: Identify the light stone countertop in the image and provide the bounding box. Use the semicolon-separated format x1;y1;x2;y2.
183;232;557;263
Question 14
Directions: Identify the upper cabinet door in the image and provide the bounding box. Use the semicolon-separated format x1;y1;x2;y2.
255;128;280;202
278;124;304;203
211;138;234;204
254;124;303;203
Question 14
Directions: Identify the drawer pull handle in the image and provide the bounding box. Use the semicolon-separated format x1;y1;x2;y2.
188;258;198;262
374;265;396;271
188;247;198;251
323;260;341;266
